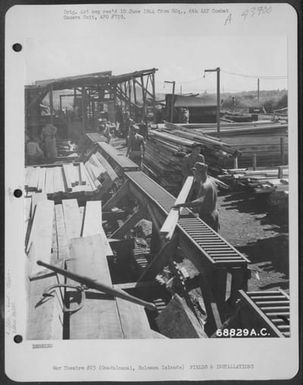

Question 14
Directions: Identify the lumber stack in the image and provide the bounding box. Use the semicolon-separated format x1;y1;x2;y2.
144;126;235;194
25;150;118;198
173;122;288;168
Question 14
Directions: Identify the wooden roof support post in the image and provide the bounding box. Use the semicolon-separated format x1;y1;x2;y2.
151;72;156;120
81;86;87;132
140;75;146;120
49;84;54;124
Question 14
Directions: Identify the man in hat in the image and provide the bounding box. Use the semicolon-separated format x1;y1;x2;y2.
126;124;145;167
181;142;205;183
174;162;219;232
40;123;57;162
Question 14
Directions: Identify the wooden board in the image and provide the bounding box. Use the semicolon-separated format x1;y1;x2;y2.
45;167;54;194
79;162;88;185
62;164;73;192
37;167;46;192
94;151;118;182
67;235;124;339
62;199;81;241
27;200;54;276
30;192;47;217
54;204;70;262
116;298;153;339
160;176;194;239
82;201;102;237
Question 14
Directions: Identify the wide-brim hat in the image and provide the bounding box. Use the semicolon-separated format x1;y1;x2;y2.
191;141;202;149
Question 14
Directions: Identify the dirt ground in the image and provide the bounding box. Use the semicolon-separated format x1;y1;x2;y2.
218;190;289;292
111;136;289;293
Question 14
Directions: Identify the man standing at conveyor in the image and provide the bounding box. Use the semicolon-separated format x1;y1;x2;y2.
174;162;219;232
181;142;205;183
126;125;145;168
41;123;57;162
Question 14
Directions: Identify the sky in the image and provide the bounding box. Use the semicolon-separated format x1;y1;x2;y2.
22;5;288;94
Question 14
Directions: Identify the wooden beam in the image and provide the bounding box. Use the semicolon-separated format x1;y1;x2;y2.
62;164;73;192
110;208;145;239
160;176;193;240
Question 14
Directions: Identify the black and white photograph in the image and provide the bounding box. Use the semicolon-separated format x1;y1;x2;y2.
4;3;300;382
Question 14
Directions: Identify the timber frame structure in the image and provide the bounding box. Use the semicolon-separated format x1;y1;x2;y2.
25;68;158;136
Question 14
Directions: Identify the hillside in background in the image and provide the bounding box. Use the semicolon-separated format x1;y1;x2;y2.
156;89;288;112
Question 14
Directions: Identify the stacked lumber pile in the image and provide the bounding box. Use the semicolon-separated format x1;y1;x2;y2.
144;125;235;193
219;166;288;207
25;150;118;198
173;122;288;168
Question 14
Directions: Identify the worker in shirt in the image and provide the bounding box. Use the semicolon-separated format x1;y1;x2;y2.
126;125;145;167
40;123;57;161
26;135;44;164
181;142;205;182
174;162;219;232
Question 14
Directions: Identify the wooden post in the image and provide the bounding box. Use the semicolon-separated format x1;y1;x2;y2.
233;156;238;169
151;73;156;121
141;76;146;120
81;87;87;132
216;67;220;134
278;166;283;179
252;153;257;170
280;137;285;164
49;85;54;124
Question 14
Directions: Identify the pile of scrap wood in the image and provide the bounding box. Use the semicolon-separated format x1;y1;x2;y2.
144;124;234;193
218;166;288;206
25;150;118;198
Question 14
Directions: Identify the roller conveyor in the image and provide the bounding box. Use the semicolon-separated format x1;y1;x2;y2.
239;289;290;337
125;171;250;267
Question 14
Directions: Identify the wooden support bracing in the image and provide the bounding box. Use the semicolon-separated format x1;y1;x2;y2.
110;207;145;239
102;181;129;211
138;234;179;282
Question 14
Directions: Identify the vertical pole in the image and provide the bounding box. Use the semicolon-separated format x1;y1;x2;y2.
81;86;87;132
233;156;238;169
49;85;54;125
280;137;285;164
216;67;220;134
141;76;146;120
170;81;175;123
252;153;257;170
151;73;156;121
257;78;260;104
59;95;62;113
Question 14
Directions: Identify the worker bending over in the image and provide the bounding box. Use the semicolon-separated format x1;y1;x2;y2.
181;142;205;182
174;162;219;232
126;125;145;167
